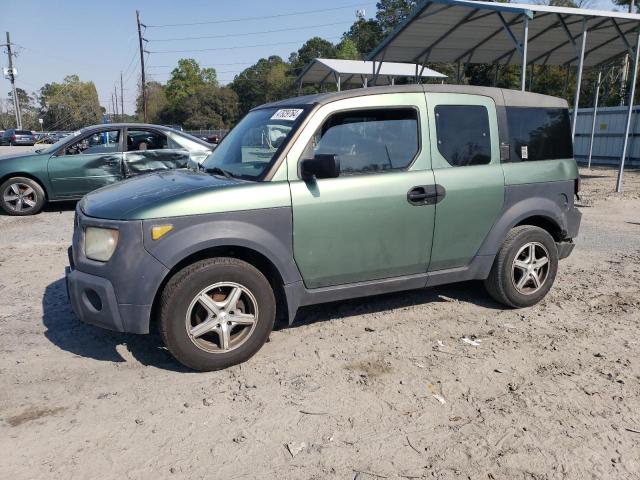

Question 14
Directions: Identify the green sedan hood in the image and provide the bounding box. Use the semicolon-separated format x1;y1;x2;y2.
80;169;291;220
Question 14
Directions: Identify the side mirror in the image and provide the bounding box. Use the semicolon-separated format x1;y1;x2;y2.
300;154;340;180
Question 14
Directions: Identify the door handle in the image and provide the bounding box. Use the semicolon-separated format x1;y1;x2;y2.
407;185;446;205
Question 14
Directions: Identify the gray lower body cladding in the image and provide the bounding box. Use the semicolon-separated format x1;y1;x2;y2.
68;207;299;334
67;180;581;331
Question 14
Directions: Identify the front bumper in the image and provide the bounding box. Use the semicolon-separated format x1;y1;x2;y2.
66;208;169;334
66;266;128;332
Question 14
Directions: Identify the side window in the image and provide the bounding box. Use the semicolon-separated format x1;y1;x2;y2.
62;130;120;155
506;107;573;161
308;108;419;174
126;129;168;151
434;105;491;166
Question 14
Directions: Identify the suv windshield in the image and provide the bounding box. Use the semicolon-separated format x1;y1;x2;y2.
203;106;307;180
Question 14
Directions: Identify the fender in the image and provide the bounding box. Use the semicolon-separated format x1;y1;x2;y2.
477;180;574;257
141;207;302;285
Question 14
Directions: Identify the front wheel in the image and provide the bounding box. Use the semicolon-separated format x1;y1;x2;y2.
484;226;558;308
0;177;46;215
159;257;276;371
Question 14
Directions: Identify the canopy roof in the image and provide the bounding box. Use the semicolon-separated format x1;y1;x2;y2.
368;0;640;68
296;58;445;86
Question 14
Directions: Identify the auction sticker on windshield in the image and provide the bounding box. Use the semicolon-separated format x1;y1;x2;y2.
271;109;304;121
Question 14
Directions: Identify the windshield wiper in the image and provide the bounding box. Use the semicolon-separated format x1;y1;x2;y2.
205;166;234;179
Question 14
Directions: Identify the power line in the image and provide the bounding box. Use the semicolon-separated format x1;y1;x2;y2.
144;3;373;28
149;37;341;54
147;61;253;68
147;21;350;42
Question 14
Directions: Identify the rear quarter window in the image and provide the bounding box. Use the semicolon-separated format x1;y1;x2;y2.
506;107;573;161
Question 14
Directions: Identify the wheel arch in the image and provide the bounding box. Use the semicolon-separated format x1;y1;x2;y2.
477;195;567;257
150;244;291;333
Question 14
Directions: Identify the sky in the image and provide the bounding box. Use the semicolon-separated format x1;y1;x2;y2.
0;0;621;116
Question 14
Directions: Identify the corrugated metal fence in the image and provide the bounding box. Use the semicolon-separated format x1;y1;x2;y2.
573;105;640;168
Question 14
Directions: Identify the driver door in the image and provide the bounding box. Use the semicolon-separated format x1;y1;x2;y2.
287;93;436;289
48;129;124;198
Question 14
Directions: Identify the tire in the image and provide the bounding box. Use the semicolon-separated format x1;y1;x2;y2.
484;225;558;308
159;257;276;371
0;176;46;216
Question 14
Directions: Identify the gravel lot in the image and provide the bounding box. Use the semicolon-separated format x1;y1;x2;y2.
1;148;639;479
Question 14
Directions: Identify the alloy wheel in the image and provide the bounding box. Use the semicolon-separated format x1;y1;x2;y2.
511;242;550;295
2;182;38;214
185;282;258;353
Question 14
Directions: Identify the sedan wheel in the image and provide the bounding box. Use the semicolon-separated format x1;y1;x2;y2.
0;178;46;216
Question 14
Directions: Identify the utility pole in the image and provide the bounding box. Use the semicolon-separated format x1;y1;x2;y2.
3;32;22;129
136;10;147;122
120;71;125;121
113;85;119;120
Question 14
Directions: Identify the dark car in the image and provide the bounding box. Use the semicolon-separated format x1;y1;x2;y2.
0;129;36;146
0;123;212;215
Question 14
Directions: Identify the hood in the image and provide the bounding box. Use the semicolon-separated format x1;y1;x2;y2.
0;151;42;162
80;169;244;220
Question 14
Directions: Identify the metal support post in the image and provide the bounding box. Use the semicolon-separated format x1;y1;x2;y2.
571;19;588;141
520;16;529;91
587;71;602;169
616;30;640;192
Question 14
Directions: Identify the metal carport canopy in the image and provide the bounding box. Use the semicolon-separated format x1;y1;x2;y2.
296;58;445;90
367;0;640;68
367;0;640;192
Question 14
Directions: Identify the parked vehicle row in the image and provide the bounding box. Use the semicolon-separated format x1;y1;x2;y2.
0;124;212;215
65;85;581;371
0;129;37;146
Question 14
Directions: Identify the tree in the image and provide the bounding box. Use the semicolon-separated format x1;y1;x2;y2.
165;58;218;103
335;38;361;60
39;75;102;130
375;0;418;34
162;84;239;129
343;18;384;58
289;37;337;73
231;56;294;116
136;81;168;123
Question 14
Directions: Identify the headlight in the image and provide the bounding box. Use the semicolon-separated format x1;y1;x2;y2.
84;227;119;262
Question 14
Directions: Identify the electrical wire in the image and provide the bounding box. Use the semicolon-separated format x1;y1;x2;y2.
149;37;341;54
144;3;373;28
148;21;350;42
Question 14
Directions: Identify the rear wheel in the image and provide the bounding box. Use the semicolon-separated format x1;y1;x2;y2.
0;177;46;215
484;226;558;308
159;257;276;371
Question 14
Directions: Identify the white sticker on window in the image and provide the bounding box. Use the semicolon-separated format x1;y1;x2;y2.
270;108;303;121
521;145;528;159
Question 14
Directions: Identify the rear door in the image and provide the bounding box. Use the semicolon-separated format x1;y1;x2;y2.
287;93;436;289
424;93;505;271
123;128;191;176
47;128;124;198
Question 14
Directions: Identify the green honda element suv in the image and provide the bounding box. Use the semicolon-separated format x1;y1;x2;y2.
66;85;581;371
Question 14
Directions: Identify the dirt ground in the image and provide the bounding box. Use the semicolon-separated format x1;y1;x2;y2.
1;163;639;480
